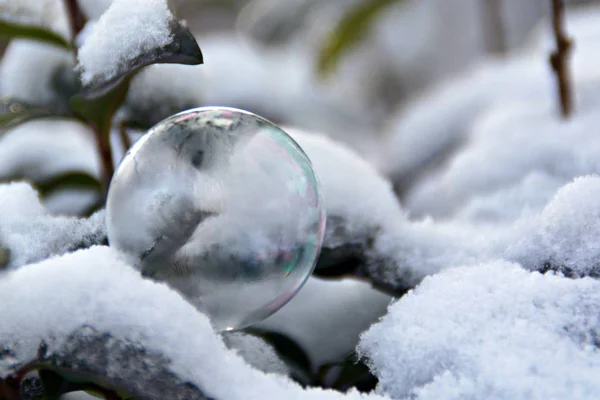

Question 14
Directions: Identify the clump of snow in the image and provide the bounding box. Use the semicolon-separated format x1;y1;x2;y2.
222;332;289;375
506;175;600;277
384;5;600;197
381;56;550;190
454;172;564;224
285;127;403;267
0;39;74;106
359;262;600;400
0;246;389;400
0;182;106;268
77;0;175;85
0;0;70;39
404;82;600;219
258;276;391;369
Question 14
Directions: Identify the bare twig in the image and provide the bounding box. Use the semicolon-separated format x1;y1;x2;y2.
93;126;115;193
63;0;86;42
549;0;574;118
118;122;132;152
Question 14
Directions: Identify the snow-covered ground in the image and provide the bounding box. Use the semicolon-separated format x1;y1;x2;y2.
2;0;600;399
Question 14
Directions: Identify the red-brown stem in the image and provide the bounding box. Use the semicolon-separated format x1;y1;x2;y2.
63;0;86;41
93;126;115;194
550;0;574;118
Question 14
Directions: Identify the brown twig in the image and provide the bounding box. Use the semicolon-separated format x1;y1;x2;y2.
549;0;574;118
93;126;115;193
63;0;86;42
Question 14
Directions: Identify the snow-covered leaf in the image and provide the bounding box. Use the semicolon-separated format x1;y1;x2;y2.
0;246;390;400
77;0;203;96
285;128;403;277
358;262;600;400
222;332;289;375
0;182;106;269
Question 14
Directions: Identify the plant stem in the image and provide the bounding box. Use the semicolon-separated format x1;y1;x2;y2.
549;0;574;118
64;0;86;42
93;126;115;194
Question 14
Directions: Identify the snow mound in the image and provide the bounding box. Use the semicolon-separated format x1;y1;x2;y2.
77;0;174;84
222;332;289;375
0;182;106;268
0;246;389;400
284;127;404;271
359;262;600;400
506;175;600;277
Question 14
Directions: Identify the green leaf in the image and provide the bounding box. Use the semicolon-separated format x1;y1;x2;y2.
317;0;404;76
71;78;130;137
0;98;55;129
81;19;203;97
0;19;70;49
35;171;102;197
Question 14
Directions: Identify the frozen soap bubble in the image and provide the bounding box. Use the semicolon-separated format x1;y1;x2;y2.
106;107;326;331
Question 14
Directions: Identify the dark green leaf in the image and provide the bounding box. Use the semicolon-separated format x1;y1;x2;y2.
38;369;82;399
35;171;102;197
81;19;202;97
317;0;404;76
0;20;70;49
0;98;55;129
72;76;131;133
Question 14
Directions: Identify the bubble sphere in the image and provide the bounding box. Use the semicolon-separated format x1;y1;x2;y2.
106;107;326;331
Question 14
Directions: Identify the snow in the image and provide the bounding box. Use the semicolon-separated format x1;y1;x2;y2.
506;175;600;277
285;127;403;264
258;277;391;369
0;39;74;106
368;174;600;288
0;182;106;269
0;0;70;39
77;0;175;85
0;119;99;181
383;5;600;196
222;332;289;375
0;246;389;400
0;118;101;215
358;262;600;400
404;83;600;219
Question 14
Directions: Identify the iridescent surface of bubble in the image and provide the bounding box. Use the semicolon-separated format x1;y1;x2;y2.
106;107;326;331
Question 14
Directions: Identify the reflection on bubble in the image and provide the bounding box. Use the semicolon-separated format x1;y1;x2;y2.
106;107;326;330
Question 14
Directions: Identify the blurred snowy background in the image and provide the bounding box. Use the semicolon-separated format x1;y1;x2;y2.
2;0;600;399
